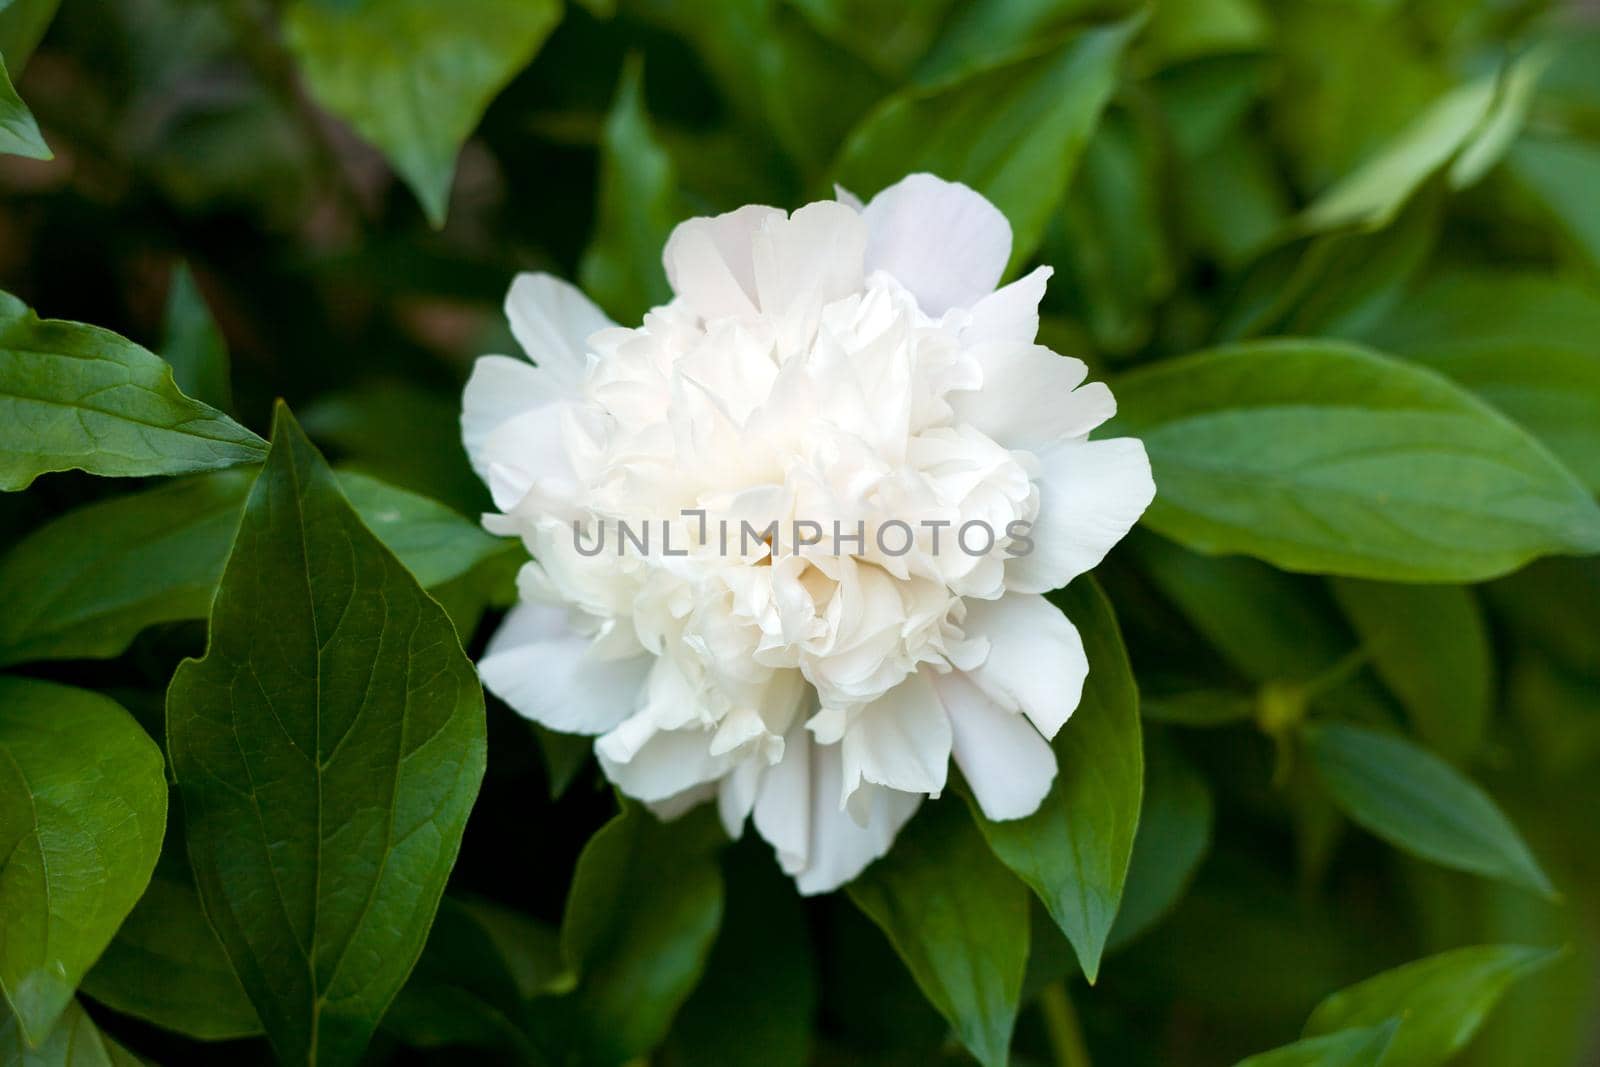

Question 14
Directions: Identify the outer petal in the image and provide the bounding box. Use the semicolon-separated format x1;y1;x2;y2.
1007;437;1156;593
838;668;951;804
663;204;785;321
461;356;562;478
477;404;576;512
951;343;1115;451
936;670;1057;821
597;719;732;803
478;602;649;735
752;200;868;347
505;272;612;389
961;593;1088;739
862;173;1012;316
751;728;922;896
962;266;1052;346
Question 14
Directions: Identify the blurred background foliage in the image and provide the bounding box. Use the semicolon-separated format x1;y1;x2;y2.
4;0;1600;1064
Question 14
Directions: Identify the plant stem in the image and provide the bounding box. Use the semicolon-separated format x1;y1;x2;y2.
1040;981;1092;1067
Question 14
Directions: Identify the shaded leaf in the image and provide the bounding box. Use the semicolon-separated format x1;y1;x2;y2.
578;55;677;324
0;678;166;1045
0;290;265;491
0;52;48;160
1234;1021;1399;1067
835;17;1137;271
1110;340;1600;582
974;577;1142;982
1107;733;1213;950
1304;944;1560;1067
166;405;487;1066
283;0;562;225
1;999;144;1067
849;799;1029;1067
159;264;230;413
1304;722;1552;897
0;468;507;666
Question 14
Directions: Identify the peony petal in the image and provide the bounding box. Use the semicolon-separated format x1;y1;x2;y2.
597;718;732;803
718;758;763;838
478;602;649;735
838;668;951;804
476;403;575;512
461;355;565;478
505;272;612;389
752;200;868;344
862;173;1012;316
649;782;717;821
796;738;922;895
936;670;1057;820
952;343;1115;450
663;204;785;321
962;265;1052;346
961;593;1087;739
1007;437;1156;594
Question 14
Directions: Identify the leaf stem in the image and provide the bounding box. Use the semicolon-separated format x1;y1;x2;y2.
1040;981;1093;1067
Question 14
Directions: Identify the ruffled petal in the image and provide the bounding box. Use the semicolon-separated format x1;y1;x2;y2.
505;272;612;388
936;670;1057;820
952;343;1115;450
838;668;951;804
664;204;785;320
862;173;1012;316
475;403;576;512
752;200;868;348
478;602;649;735
1007;437;1156;594
596;719;732;803
961;593;1087;739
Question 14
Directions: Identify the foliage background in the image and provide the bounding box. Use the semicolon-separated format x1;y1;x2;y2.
3;0;1600;1065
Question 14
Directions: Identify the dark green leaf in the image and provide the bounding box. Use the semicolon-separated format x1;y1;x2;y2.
0;52;48;161
0;468;507;666
1304;944;1560;1067
974;578;1142;982
529;804;724;1066
1111;340;1600;582
1;999;144;1066
0;678;167;1045
0;291;265;491
159;264;231;413
1329;579;1492;762
79;873;260;1042
1140;688;1254;727
1107;733;1213;950
1508;134;1600;273
1234;1021;1399;1067
849;799;1030;1067
166;405;487;1066
915;0;1124;83
578;55;677;324
1304;722;1553;897
835;17;1137;271
283;0;562;225
0;0;61;72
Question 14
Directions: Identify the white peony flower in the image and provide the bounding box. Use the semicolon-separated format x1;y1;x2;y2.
463;173;1156;895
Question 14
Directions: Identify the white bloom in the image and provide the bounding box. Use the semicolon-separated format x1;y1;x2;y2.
463;173;1156;894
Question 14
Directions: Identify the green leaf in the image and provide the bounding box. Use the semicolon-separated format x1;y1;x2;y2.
382;898;551;1056
834;16;1137;271
0;290;265;491
1107;733;1213;950
1234;1021;1399;1067
0;0;61;72
792;0;957;80
915;0;1124;83
974;577;1142;983
849;799;1030;1067
283;0;562;225
165;404;487;1067
1304;721;1553;897
0;468;507;666
159;264;231;412
1;999;144;1066
529;804;724;1066
1140;689;1254;727
0;52;49;160
0;678;167;1045
1356;271;1600;491
665;843;817;1067
1329;579;1492;762
79;872;261;1042
1507;134;1600;273
1303;944;1561;1067
1110;339;1600;582
578;55;677;324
